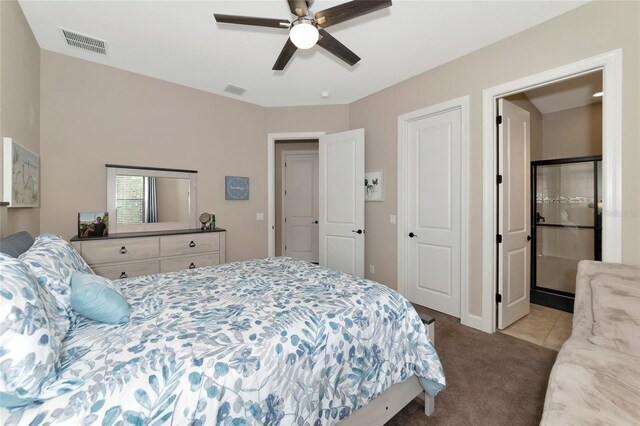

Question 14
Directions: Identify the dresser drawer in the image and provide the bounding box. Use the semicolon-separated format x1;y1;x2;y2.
79;237;160;264
92;260;160;280
160;233;219;257
160;253;220;274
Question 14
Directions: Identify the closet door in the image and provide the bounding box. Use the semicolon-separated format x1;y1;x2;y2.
405;108;462;317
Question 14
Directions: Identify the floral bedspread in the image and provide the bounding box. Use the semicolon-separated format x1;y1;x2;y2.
2;257;445;425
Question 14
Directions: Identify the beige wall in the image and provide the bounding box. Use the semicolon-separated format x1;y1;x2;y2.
34;1;639;323
274;140;318;256
39;51;349;262
349;0;640;319
0;0;40;236
542;103;602;159
156;177;190;223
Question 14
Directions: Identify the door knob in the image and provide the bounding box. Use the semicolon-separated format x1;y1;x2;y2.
189;262;196;269
189;241;196;248
119;272;128;279
527;235;532;241
120;246;127;254
352;229;363;234
312;220;318;224
408;232;418;238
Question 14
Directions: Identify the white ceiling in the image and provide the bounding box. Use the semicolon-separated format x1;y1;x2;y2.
20;0;589;107
524;71;602;114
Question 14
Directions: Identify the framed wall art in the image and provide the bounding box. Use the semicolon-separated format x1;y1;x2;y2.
2;137;40;208
365;170;384;202
225;176;250;200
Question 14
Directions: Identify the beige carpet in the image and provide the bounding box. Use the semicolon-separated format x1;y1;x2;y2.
386;306;558;426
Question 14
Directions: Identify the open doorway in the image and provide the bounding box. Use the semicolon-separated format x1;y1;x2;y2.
482;50;621;335
274;140;319;261
496;71;603;346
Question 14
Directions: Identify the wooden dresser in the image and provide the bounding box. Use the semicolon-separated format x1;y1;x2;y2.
71;228;226;280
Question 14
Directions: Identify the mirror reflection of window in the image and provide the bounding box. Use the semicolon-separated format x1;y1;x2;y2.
115;175;190;224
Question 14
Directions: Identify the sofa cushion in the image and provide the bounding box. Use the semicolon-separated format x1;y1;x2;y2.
541;340;640;426
572;261;640;340
588;277;640;358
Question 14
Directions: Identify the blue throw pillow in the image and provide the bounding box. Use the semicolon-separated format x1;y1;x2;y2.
70;272;130;324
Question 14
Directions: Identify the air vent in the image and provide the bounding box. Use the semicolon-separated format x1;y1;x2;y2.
224;84;247;96
60;28;107;55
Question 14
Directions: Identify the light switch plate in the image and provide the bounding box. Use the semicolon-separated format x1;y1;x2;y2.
256;213;264;221
390;214;396;224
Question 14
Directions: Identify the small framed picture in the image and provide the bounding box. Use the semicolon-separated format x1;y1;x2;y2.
78;211;109;238
365;170;384;202
225;176;250;200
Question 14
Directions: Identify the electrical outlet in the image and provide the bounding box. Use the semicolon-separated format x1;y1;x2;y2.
390;215;396;224
369;264;375;274
256;213;264;221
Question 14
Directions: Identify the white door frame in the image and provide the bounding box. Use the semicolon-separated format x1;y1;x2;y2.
398;96;470;323
268;132;325;257
482;49;623;333
281;150;319;258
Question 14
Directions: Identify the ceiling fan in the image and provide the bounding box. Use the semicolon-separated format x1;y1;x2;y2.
214;0;392;70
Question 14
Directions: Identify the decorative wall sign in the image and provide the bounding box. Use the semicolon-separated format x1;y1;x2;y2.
225;176;250;200
2;137;40;208
365;170;384;202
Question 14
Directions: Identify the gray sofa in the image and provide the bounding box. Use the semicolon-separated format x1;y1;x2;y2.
540;260;640;425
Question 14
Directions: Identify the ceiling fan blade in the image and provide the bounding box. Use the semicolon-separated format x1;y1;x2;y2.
214;14;290;29
316;29;360;66
315;0;392;28
287;0;309;17
273;38;298;70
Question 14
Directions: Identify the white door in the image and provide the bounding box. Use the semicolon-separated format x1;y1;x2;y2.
283;153;319;262
406;108;462;317
498;99;531;329
319;129;365;277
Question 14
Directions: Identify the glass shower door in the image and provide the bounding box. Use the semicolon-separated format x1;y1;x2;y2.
531;156;602;311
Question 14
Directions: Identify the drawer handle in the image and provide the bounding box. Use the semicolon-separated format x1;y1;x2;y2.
120;272;128;279
120;246;128;254
189;241;196;248
189;262;196;269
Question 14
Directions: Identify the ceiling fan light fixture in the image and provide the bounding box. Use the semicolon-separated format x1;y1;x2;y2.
290;19;319;49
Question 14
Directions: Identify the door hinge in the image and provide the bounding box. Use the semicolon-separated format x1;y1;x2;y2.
284;218;287;223
496;234;503;244
285;245;287;251
496;115;503;126
496;293;502;303
496;174;503;185
284;190;287;195
285;162;287;167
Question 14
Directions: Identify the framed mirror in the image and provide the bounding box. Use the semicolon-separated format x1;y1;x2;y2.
106;165;197;234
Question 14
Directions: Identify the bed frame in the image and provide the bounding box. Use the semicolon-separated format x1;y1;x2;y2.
339;317;436;425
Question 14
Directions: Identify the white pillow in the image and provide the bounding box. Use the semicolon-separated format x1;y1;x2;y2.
588;276;640;357
19;233;94;338
0;255;61;407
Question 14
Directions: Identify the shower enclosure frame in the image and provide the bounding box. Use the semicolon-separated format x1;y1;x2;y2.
530;155;602;312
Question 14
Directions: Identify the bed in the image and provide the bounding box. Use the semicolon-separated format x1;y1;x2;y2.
0;233;445;425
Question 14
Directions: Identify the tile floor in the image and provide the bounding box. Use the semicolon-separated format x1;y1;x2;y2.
500;304;573;350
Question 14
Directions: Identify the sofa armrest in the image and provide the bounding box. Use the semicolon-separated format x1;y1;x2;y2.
573;260;640;339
